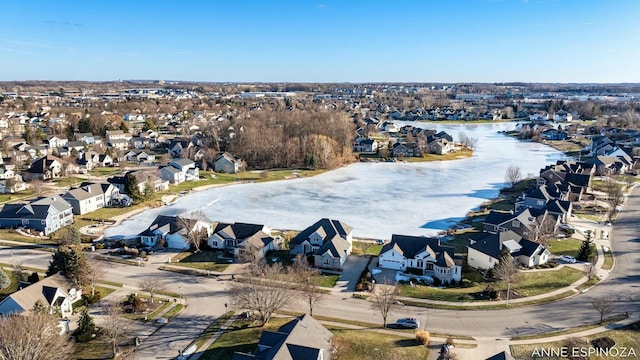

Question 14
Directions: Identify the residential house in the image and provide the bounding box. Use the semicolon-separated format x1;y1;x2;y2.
392;142;421;158
0;273;82;318
62;182;119;215
160;158;199;184
0;179;27;194
74;133;95;145
483;209;544;238
426;137;451;155
540;129;568;141
23;154;64;181
214;152;245;174
381;121;400;133
167;139;196;158
123;150;156;164
586;155;633;175
378;235;462;283
108;170;168;195
129;136;154;149
0;195;73;235
468;230;550;270
105;130;128;143
65;141;87;153
232;314;333;360
353;138;378;153
207;222;281;259
290;218;353;271
0;164;16;180
45;135;68;148
108;138;129;151
138;214;213;249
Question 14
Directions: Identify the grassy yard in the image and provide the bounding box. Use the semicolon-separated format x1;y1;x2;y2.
547;238;597;262
201;317;430;360
73;339;112;360
547;238;582;257
510;323;640;360
171;250;231;272
351;241;383;256
400;267;584;301
162;303;185;320
316;274;340;288
123;299;171;321
200;317;292;360
328;325;429;360
0;272;19;301
602;246;614;270
0;229;56;244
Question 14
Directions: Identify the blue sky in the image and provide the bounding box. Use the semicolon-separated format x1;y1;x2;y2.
1;0;638;83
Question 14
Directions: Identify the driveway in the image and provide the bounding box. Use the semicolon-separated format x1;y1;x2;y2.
334;255;371;292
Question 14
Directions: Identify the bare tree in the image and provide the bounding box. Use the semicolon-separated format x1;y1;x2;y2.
458;132;478;150
493;253;519;305
591;296;616;324
505;165;522;189
176;210;210;252
138;277;166;304
101;301;129;358
603;179;624;222
0;312;74;360
83;259;105;296
237;241;265;275
228;263;299;326
370;282;399;327
291;255;325;316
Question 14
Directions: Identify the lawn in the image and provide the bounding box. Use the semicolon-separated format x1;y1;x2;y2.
602;246;614;270
162;303;184;320
73;339;112;360
200;317;292;360
548;238;597;262
0;229;56;244
316;274;340;288
122;299;171;321
201;317;430;360
399;267;584;301
547;238;582;257
351;241;383;256
0;271;19;301
510;323;640;360
171;250;230;272
328;326;429;360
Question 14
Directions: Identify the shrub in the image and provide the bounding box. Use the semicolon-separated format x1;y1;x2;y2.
95;243;105;250
415;330;430;345
433;277;441;287
460;279;473;288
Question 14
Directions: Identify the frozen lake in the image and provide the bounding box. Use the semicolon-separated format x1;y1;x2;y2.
105;122;567;240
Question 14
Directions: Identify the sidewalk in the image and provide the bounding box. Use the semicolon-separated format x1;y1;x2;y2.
186;315;239;360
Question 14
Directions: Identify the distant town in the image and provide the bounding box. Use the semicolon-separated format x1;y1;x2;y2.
0;81;639;360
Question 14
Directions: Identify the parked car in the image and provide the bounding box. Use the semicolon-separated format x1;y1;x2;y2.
387;318;420;329
376;239;385;245
559;223;575;231
559;255;577;263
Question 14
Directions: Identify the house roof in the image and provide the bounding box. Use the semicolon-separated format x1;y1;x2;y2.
139;214;212;237
382;235;456;268
171;158;195;167
25;154;64;174
0;195;72;221
213;222;266;240
291;218;352;247
62;183;104;201
0;273;74;316
232;314;333;360
486;351;515;360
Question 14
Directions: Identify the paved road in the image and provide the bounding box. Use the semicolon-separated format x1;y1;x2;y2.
2;188;639;357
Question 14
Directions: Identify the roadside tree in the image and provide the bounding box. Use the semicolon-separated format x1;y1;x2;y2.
504;165;522;189
591;296;616;324
493;253;519;305
370;282;399;327
0;312;74;360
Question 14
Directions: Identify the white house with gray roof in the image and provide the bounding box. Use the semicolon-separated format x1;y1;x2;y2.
0;273;82;318
62;182;119;215
290;218;353;271
378;234;462;283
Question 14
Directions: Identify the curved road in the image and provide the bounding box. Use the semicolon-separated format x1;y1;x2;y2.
2;189;638;357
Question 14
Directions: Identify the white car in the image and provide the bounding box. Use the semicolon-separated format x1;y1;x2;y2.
389;318;420;329
559;255;577;263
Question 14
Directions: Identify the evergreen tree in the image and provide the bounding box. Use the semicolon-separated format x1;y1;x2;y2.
47;246;88;286
75;308;96;342
124;172;143;203
576;230;593;262
32;299;48;313
0;269;10;290
58;227;82;246
27;271;40;284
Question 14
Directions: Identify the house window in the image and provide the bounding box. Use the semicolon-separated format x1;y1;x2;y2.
426;263;433;270
512;220;520;228
324;258;331;265
417;260;424;268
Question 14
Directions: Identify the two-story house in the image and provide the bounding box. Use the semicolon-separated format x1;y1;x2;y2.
378;234;462;284
290;218;353;271
0;195;73;235
160;158;199;184
207;222;280;259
